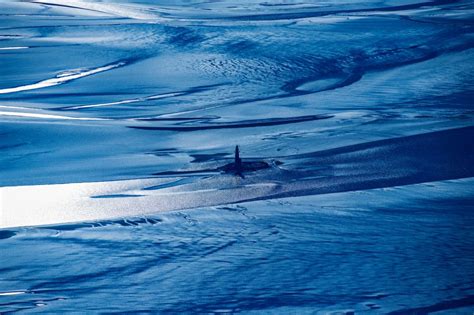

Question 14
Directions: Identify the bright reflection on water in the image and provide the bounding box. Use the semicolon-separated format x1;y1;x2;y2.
1;0;474;313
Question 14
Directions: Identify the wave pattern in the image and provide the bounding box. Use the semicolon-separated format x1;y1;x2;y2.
1;0;474;313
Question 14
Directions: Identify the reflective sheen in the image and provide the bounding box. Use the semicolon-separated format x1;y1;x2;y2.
1;0;473;313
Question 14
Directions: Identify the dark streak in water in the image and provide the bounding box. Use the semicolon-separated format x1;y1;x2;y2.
26;1;127;18
387;295;474;314
135;116;219;122
153;169;220;176
128;114;333;131
0;230;16;240
190;153;228;163
0;142;27;151
143;177;196;190
90;194;144;199
215;0;459;21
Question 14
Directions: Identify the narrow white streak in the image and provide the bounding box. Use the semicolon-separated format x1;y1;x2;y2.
349;7;439;17
0;291;27;296
0;35;24;39
0;62;124;95
32;0;159;20
66;92;185;110
0;111;107;120
147;92;185;100
0;46;29;50
66;98;140;110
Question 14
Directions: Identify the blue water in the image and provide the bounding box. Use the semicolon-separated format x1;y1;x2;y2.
1;0;474;313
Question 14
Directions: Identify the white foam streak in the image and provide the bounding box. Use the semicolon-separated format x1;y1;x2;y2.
0;291;28;296
0;46;29;50
67;98;141;110
0;106;107;120
67;92;185;110
0;62;124;95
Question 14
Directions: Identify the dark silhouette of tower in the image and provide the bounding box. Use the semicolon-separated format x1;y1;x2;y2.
234;145;243;176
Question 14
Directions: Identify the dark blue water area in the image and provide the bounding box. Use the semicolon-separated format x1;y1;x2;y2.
1;0;474;313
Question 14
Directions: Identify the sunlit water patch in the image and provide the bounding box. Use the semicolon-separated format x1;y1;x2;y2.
1;0;473;313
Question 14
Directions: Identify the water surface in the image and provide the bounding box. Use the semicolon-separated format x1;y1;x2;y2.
1;0;473;313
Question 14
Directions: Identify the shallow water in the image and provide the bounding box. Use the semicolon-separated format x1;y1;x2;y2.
1;0;474;313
